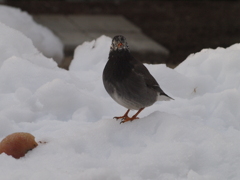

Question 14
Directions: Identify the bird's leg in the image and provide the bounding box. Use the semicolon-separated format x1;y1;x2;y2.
114;109;130;120
120;108;145;124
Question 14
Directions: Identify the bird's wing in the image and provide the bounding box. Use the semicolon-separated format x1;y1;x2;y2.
131;60;162;92
131;59;173;100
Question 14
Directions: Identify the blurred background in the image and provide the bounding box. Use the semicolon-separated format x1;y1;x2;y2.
1;0;240;69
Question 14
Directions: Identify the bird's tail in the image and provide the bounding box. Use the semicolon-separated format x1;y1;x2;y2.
157;92;174;101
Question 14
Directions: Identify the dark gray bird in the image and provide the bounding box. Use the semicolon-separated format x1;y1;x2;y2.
103;35;173;123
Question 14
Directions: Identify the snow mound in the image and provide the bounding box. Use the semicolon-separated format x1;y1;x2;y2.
0;5;64;64
0;23;240;179
176;45;240;95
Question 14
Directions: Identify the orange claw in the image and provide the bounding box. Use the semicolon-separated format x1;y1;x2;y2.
114;109;130;120
120;116;139;124
114;108;145;124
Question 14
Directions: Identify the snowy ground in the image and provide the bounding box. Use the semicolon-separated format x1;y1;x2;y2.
0;21;240;180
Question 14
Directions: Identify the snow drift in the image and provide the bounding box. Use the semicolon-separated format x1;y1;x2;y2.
0;5;64;64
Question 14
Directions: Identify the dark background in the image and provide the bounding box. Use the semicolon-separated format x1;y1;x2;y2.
2;0;240;67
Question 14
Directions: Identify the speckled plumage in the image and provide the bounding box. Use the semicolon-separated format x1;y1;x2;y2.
103;35;173;123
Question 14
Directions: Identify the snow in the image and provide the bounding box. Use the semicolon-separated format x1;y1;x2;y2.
0;21;240;180
0;5;64;64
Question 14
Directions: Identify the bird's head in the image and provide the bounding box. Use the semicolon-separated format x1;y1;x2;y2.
110;35;129;51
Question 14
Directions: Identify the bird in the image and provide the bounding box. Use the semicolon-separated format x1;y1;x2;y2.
102;35;173;123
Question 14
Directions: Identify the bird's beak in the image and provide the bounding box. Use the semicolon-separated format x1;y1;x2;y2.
117;43;123;48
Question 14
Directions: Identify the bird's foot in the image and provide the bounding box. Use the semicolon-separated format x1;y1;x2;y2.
120;116;139;124
114;115;129;121
114;109;130;121
114;108;144;124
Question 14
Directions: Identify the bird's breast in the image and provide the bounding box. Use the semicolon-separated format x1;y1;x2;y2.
104;56;133;82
